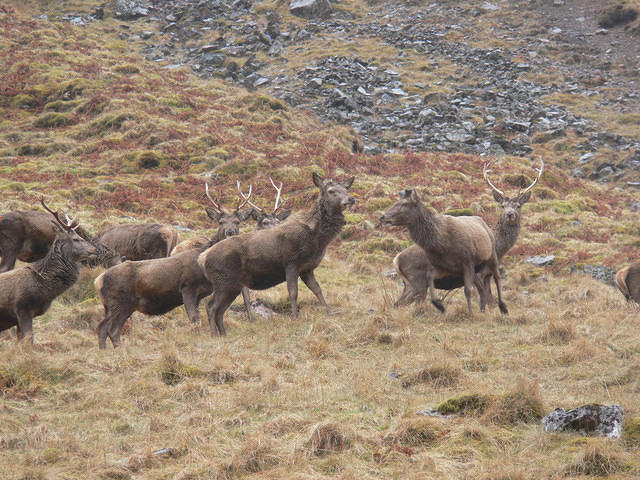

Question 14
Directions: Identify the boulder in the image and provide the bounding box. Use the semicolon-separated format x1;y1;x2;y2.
290;0;333;19
112;0;150;19
542;404;623;438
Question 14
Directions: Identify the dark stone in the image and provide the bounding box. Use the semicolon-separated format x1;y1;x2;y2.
290;0;333;19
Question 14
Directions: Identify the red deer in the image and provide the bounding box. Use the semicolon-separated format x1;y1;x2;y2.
0;206;121;272
394;160;543;307
94;184;254;349
616;263;640;303
246;178;292;230
197;172;355;336
0;200;97;342
380;188;508;315
94;221;179;262
171;182;254;256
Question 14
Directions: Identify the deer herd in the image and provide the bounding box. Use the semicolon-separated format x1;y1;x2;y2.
0;163;637;349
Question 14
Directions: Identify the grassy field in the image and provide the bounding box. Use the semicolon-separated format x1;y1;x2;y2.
2;2;640;479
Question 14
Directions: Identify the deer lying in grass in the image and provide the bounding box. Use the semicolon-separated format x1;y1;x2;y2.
95;184;254;349
0;205;120;271
616;263;640;303
0;200;97;342
394;159;543;308
197;172;355;336
380;188;507;314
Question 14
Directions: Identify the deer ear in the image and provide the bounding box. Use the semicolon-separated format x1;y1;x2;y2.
492;190;504;204
343;176;355;189
276;209;291;221
312;172;324;189
409;189;420;202
518;190;532;205
205;207;222;222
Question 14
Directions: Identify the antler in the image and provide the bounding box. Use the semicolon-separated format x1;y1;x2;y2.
40;198;79;231
205;182;226;214
483;162;504;197
519;157;544;196
236;181;258;211
269;177;283;213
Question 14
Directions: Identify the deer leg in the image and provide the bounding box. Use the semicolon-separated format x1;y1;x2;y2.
241;287;255;322
285;265;300;319
490;263;509;315
182;288;201;324
103;307;133;349
300;270;331;314
463;265;476;314
208;290;239;336
426;268;445;313
15;308;33;343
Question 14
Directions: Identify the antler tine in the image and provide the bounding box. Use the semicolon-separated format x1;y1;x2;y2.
205;182;224;214
40;197;77;231
269;177;283;213
483;162;504;197
64;213;81;231
520;157;544;196
236;181;260;211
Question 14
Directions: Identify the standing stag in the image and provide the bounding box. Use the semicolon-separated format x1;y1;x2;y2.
170;182;253;255
380;187;507;315
0;200;97;342
94;183;254;349
394;159;543;307
197;172;355;336
615;263;640;304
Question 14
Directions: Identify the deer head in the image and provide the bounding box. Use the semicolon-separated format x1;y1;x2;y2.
40;198;98;262
205;182;253;238
379;188;421;227
250;177;292;230
483;158;544;225
312;172;355;214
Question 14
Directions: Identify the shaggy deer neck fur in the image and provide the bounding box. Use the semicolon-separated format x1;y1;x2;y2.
306;199;346;249
494;217;520;260
31;237;80;297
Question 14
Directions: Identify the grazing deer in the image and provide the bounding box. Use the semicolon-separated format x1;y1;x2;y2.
197;172;355;336
0;200;97;342
0;205;120;272
94;183;254;349
94;222;178;262
394;159;543;308
380;188;507;315
616;263;640;303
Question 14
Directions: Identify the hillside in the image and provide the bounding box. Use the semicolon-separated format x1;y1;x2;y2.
1;1;640;479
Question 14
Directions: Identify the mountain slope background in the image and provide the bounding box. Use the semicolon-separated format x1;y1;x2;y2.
1;1;640;479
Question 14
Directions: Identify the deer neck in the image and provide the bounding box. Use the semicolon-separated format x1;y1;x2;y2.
306;201;346;248
494;217;520;260
33;239;80;296
211;227;227;245
407;203;441;251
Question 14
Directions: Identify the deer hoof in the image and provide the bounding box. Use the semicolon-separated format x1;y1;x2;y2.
431;299;446;313
499;301;509;315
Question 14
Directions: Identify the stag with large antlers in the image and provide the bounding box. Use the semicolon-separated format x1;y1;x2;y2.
197;172;355;336
246;178;292;230
394;159;543;308
380;185;507;315
95;183;254;348
0;200;97;342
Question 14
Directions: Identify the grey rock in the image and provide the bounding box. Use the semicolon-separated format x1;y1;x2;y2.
526;255;555;267
113;0;150;19
290;0;333;19
542;404;623;438
579;152;596;163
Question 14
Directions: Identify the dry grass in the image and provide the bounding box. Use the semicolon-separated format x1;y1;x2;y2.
0;2;640;479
